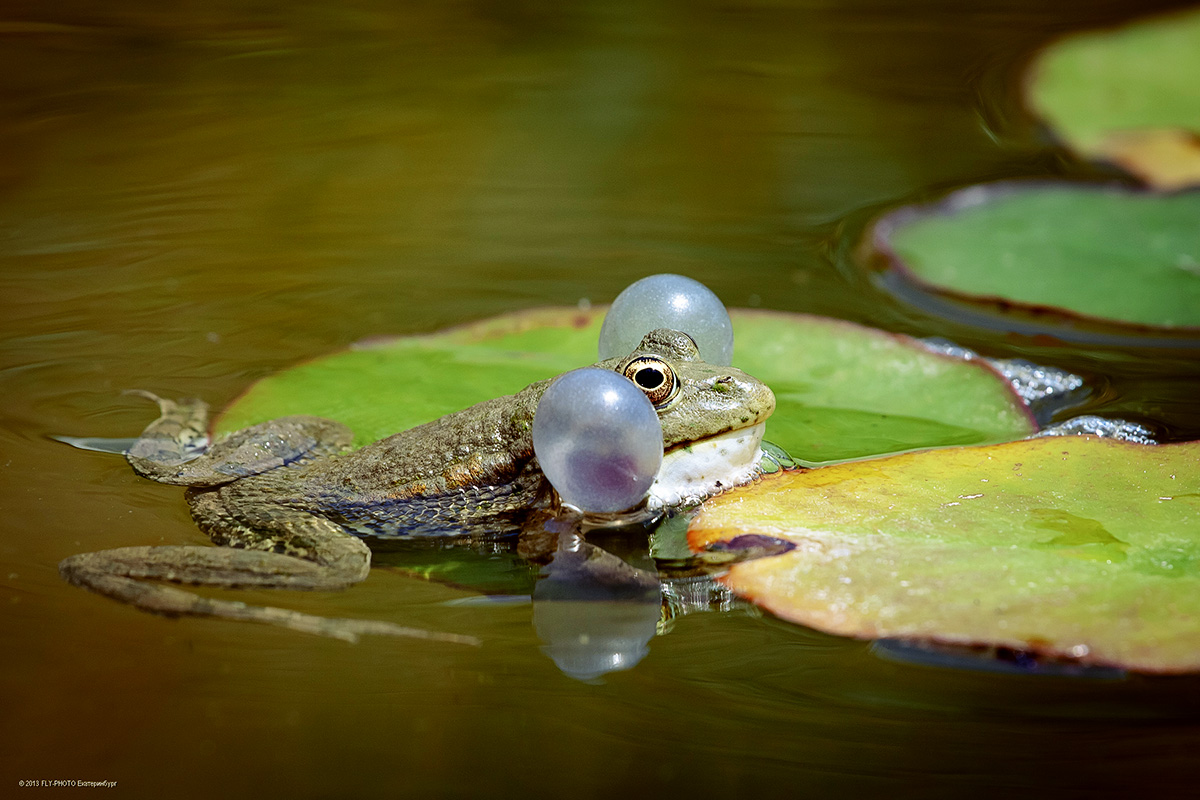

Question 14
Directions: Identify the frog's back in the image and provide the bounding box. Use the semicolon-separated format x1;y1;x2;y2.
208;388;549;537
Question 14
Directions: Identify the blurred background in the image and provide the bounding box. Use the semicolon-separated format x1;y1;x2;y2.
2;1;1198;796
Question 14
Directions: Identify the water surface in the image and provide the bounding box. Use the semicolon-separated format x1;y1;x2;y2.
3;0;1200;796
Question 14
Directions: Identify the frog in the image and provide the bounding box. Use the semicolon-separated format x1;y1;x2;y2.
59;328;775;643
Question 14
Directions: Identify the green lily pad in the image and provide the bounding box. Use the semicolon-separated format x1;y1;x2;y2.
216;307;1034;463
1027;8;1200;189
874;183;1200;330
373;546;538;596
689;436;1200;673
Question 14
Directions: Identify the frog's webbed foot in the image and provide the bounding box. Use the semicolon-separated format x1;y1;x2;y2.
124;391;353;487
58;544;480;646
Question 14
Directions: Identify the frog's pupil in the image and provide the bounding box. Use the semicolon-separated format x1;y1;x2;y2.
635;369;663;390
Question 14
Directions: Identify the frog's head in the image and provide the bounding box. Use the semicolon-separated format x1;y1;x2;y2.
605;328;776;508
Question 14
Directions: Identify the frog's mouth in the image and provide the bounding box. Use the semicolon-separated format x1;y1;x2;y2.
646;423;766;509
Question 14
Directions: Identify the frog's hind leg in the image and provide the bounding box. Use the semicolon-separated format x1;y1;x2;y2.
59;484;480;646
58;535;479;645
124;391;353;487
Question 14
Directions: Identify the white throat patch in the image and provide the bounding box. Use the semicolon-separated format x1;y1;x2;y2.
647;423;766;509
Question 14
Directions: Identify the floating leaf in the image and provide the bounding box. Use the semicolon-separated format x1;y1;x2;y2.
1027;8;1200;189
216;308;1033;463
219;307;602;448
721;311;1034;461
873;183;1200;330
689;436;1200;673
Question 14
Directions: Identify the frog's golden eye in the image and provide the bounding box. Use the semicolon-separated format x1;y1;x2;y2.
622;356;679;408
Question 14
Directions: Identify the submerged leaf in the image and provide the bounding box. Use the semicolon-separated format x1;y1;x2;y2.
873;183;1200;330
372;545;538;597
216;308;1033;462
689;436;1200;673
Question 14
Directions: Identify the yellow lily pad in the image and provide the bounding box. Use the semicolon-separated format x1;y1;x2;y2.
689;436;1200;673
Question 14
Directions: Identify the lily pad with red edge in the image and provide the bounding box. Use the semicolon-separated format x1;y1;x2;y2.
871;183;1200;333
688;436;1200;674
1026;7;1200;190
215;307;1034;463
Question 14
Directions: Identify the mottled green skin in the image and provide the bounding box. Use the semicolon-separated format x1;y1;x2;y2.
57;329;773;640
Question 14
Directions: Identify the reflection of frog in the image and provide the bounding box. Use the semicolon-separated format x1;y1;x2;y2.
60;329;774;642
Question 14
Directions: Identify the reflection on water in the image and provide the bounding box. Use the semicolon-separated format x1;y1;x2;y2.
377;515;763;682
5;0;1200;796
533;530;662;682
531;522;779;681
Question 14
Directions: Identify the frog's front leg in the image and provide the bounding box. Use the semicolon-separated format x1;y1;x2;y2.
124;390;353;486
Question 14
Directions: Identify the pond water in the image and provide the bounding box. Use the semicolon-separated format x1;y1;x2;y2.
3;0;1200;796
